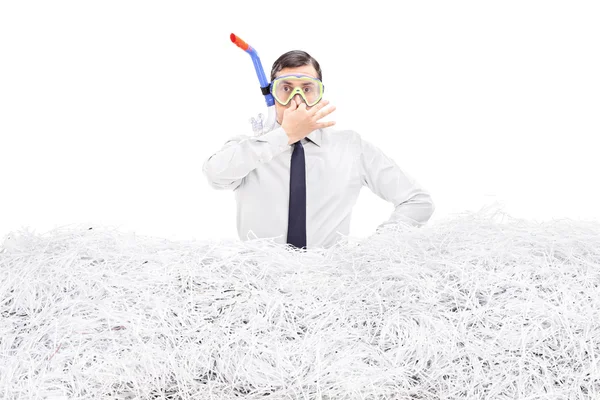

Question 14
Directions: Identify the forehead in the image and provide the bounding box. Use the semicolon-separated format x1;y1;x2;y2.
276;65;318;79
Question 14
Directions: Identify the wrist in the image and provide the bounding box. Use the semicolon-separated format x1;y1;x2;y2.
282;126;294;145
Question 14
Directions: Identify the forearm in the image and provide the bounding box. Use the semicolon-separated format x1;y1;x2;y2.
377;193;435;230
202;127;290;190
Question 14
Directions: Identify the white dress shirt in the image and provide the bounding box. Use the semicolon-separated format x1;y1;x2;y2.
202;122;435;249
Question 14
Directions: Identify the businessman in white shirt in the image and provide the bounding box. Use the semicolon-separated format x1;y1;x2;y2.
203;50;435;250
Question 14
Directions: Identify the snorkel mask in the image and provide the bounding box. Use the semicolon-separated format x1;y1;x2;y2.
270;74;324;107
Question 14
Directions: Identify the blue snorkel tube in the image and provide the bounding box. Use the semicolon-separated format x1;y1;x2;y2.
230;33;277;134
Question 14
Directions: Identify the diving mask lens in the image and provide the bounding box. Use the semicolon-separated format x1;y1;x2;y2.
271;75;324;107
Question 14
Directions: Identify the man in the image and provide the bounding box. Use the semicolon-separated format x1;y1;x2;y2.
203;50;435;250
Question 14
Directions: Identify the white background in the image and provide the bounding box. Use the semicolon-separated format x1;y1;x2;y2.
1;1;599;242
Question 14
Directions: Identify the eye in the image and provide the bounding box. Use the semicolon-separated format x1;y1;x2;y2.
303;87;312;93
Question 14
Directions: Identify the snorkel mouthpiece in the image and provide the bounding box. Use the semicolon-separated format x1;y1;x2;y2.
230;33;274;107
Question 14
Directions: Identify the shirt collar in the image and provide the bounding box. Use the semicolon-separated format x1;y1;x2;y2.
306;129;322;147
274;122;322;147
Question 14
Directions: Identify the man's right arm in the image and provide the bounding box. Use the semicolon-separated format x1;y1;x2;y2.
202;127;291;190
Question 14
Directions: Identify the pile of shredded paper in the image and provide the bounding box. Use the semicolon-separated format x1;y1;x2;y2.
1;206;599;399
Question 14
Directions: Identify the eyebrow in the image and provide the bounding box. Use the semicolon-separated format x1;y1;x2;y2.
281;80;315;86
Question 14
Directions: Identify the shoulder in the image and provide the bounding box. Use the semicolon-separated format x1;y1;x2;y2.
320;126;362;146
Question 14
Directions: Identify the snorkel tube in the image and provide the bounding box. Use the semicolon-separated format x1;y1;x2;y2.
230;33;277;134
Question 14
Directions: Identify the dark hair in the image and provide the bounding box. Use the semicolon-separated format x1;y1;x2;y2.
270;50;322;82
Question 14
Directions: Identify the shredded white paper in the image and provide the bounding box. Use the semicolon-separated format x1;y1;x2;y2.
1;206;599;399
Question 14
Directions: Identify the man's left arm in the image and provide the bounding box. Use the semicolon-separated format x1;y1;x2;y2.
358;134;435;231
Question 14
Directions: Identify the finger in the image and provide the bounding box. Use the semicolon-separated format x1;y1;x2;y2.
289;98;298;111
314;105;336;120
317;121;336;129
284;99;296;114
308;99;330;116
297;101;307;111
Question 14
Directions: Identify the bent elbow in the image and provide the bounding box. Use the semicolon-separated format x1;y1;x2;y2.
203;164;242;191
208;179;243;191
428;196;435;215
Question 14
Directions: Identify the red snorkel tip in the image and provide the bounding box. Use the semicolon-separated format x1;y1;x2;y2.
230;33;250;51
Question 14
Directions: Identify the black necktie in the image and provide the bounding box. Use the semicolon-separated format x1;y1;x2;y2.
287;140;307;249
